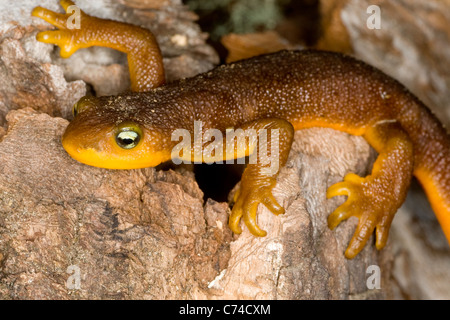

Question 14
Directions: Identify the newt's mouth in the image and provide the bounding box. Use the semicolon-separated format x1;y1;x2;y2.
61;122;169;169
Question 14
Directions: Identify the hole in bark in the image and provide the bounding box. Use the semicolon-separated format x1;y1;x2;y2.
194;163;245;202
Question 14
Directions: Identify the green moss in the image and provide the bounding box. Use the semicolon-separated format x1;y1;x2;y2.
185;0;288;40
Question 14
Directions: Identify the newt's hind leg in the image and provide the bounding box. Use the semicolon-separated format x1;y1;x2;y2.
327;122;414;259
32;0;164;91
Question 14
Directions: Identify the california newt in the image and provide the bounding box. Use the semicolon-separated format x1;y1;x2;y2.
33;1;450;259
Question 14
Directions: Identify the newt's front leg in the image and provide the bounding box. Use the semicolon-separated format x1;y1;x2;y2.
32;0;164;92
228;118;294;237
327;122;414;258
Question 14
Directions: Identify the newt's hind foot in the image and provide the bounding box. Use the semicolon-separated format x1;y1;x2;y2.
327;173;397;259
32;0;99;58
327;122;414;259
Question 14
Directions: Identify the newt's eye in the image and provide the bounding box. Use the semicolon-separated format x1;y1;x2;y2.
73;96;94;117
72;102;80;117
115;123;142;149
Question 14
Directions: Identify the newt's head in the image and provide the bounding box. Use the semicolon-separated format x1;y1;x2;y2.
62;95;173;169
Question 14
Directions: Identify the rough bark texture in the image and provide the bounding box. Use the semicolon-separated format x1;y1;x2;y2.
317;0;450;299
0;0;403;299
207;129;392;300
319;0;450;128
0;107;392;299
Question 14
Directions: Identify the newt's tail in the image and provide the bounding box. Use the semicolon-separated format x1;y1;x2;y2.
397;94;450;243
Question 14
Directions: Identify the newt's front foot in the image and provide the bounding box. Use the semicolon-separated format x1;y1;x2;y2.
228;118;294;237
32;0;99;58
32;0;164;91
229;177;284;237
327;173;397;259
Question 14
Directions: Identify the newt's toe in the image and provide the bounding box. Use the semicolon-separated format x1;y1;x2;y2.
327;173;397;259
229;179;282;237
